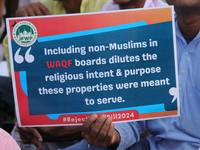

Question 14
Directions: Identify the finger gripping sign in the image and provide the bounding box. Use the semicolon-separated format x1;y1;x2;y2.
6;6;179;127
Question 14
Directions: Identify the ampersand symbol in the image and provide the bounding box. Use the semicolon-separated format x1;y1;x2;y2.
116;69;122;76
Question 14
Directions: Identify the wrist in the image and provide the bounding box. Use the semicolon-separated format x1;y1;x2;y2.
107;129;120;149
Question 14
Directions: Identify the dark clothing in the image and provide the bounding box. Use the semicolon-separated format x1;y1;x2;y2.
0;76;14;117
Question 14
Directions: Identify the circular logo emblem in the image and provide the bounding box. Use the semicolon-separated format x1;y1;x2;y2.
12;21;38;47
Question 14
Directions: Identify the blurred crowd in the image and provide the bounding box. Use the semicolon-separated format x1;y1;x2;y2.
4;1;195;150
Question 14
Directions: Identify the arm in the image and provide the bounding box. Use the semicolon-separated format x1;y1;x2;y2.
0;0;5;39
115;121;145;150
0;0;5;26
16;123;82;149
37;125;83;142
16;125;43;150
16;2;51;17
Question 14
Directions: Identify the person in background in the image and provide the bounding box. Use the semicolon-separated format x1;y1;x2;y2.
16;0;111;16
3;1;112;150
0;0;31;134
0;0;19;62
101;0;168;11
0;128;21;150
82;0;200;150
0;0;40;132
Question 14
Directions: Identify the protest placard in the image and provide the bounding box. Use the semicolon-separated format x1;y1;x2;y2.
6;6;179;127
